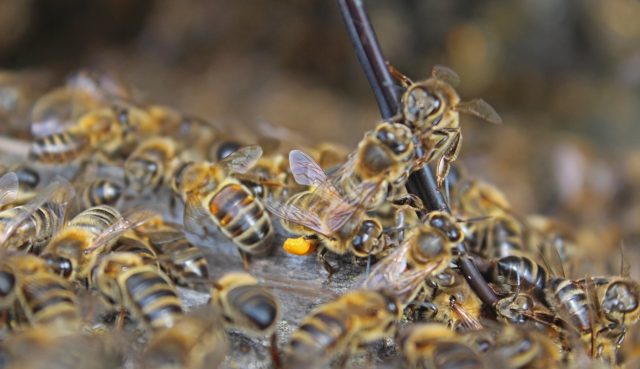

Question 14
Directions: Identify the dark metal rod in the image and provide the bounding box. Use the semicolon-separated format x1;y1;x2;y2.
338;0;399;120
338;0;497;306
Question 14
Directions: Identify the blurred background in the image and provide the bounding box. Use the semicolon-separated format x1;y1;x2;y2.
2;0;640;266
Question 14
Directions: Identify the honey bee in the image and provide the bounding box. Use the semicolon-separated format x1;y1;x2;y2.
74;178;124;210
211;272;280;337
484;324;562;369
587;277;640;327
29;107;132;164
109;232;160;269
414;269;483;331
398;323;487;369
283;289;401;369
388;64;502;189
91;251;183;330
0;253;81;331
142;309;228;369
173;145;274;265
363;211;460;305
144;229;210;290
0;176;74;253
545;277;593;342
488;255;548;298
267;145;413;272
40;205;151;281
1;326;124;369
124;137;179;194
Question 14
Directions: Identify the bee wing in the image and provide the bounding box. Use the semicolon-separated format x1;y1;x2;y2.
289;149;327;186
362;241;411;290
0;172;19;207
432;65;461;86
0;175;74;245
265;199;330;237
145;230;186;246
450;299;483;330
455;99;502;125
83;207;156;255
324;180;380;232
218;144;263;174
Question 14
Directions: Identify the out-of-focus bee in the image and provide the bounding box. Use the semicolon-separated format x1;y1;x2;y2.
1;325;125;369
388;64;502;189
40;205;151;281
363;211;460;305
124;137;179;194
283;289;401;369
484;325;562;369
0;164;40;193
29;106;133;164
526;215;578;275
398;323;487;369
108;231;159;268
0;176;74;253
173;145;273;265
91;252;183;331
30;70;132;137
73;178;124;211
211;272;280;337
0;253;81;331
142;310;228;369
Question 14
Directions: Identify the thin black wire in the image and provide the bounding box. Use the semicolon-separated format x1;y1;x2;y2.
337;0;497;306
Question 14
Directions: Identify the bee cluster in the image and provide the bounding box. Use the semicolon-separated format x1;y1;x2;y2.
0;17;639;369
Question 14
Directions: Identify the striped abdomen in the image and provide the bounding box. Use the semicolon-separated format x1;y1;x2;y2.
110;236;158;266
80;179;123;208
29;131;88;163
546;278;592;332
123;268;183;330
0;205;60;253
67;205;122;241
209;183;273;255
124;138;175;193
491;255;547;294
286;305;354;364
155;238;209;285
224;284;278;333
19;273;80;328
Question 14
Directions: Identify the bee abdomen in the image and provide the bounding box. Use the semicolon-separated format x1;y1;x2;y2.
21;275;80;326
210;184;273;254
125;270;183;330
70;205;121;237
492;256;547;292
159;239;209;279
227;285;278;331
84;179;123;207
546;278;591;332
29;132;88;163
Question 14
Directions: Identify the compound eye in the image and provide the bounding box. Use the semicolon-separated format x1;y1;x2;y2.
376;127;408;155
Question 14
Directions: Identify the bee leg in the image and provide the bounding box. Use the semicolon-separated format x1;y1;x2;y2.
436;157;450;191
115;307;127;329
239;250;252;271
317;247;336;277
269;332;282;369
